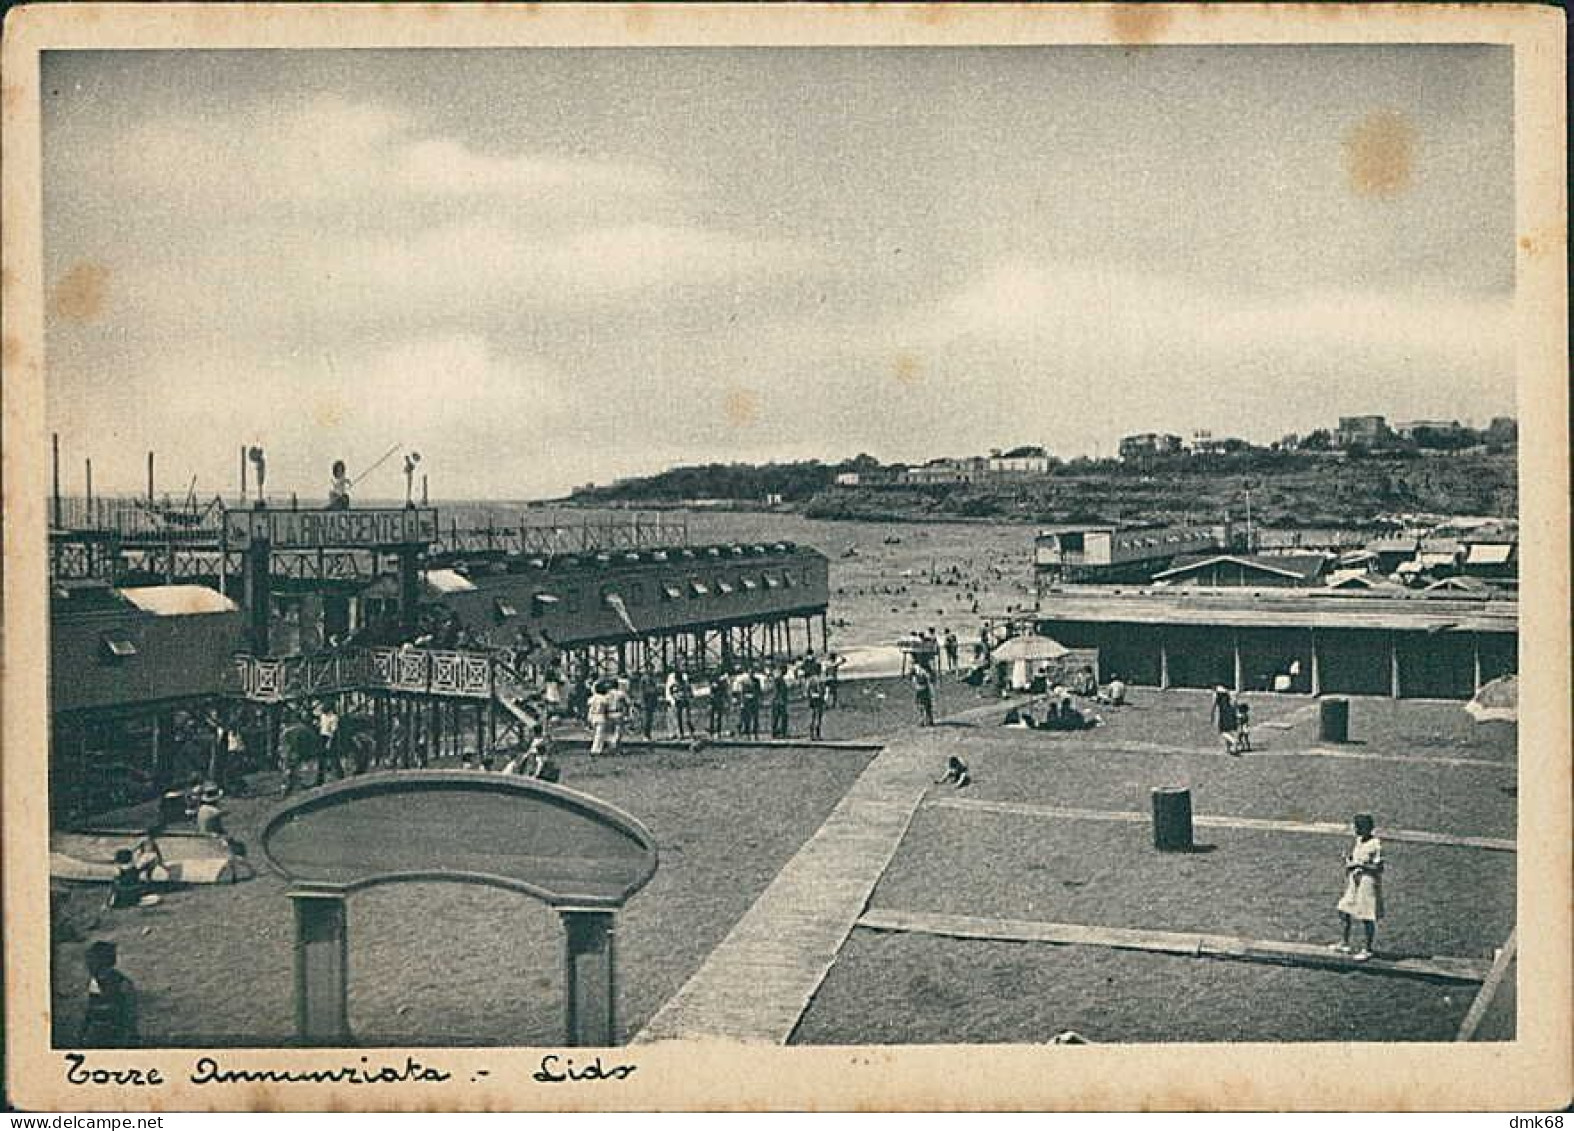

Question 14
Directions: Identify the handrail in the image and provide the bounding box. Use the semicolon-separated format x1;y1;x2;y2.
229;644;528;704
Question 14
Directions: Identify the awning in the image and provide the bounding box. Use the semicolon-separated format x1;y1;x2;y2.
1465;544;1514;566
423;568;478;595
117;585;237;616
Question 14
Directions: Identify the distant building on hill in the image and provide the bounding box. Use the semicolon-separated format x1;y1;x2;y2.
987;445;1052;475
1119;432;1184;462
1187;431;1252;456
1335;415;1392;449
1486;416;1518;445
899;456;987;486
833;469;897;487
1395;419;1470;447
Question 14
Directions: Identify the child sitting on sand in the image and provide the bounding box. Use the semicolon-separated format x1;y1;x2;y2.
935;756;972;789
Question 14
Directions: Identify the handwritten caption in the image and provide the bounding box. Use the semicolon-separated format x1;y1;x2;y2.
63;1051;637;1088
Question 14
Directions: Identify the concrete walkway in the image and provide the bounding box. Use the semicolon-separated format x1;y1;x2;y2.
857;908;1494;984
928;796;1517;852
634;724;961;1044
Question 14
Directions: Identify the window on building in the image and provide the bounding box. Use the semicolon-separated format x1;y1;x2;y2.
531;592;560;618
100;632;138;659
661;582;682;601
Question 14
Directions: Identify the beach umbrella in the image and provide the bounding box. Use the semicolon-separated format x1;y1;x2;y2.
1465;674;1517;723
990;634;1071;663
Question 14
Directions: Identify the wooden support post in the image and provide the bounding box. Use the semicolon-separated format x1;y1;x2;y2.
559;908;617;1047
374;694;387;768
403;699;415;768
51;434;63;528
149;714;166;790
1472;633;1483;693
1310;629;1322;696
1232;630;1244;693
397;548;420;639
1158;633;1171;690
244;541;272;655
1390;633;1402;699
292;890;350;1044
147;451;155;504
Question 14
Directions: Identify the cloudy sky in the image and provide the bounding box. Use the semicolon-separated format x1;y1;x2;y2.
43;45;1513;500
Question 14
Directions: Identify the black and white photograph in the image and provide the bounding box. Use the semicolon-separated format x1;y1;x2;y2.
3;2;1567;1113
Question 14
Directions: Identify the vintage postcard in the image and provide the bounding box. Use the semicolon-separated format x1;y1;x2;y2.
3;2;1568;1113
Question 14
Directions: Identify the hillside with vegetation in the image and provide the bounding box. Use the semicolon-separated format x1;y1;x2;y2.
567;447;1518;528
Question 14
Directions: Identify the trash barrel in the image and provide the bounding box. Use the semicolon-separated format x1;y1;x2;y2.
1151;787;1194;852
1319;697;1349;744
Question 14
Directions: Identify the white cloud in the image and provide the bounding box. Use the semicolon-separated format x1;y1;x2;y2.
911;259;1512;368
95;94;676;214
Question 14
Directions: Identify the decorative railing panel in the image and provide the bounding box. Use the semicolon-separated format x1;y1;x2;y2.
231;646;500;702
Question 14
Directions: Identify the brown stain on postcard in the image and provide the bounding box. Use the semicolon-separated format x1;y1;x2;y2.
892;351;923;388
1110;6;1172;45
49;262;110;323
723;387;760;428
1342;110;1416;198
1518;223;1563;259
313;393;347;431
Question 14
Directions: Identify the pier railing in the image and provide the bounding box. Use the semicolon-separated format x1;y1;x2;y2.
230;646;507;703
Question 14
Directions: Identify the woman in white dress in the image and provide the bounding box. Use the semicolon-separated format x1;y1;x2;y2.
1332;813;1384;961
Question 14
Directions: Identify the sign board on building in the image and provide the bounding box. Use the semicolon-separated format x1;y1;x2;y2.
223;507;439;550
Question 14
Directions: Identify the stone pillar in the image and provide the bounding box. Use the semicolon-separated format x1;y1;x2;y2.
559;908;616;1046
292;890;350;1044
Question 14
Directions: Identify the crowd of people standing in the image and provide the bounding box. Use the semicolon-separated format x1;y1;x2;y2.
570;650;846;751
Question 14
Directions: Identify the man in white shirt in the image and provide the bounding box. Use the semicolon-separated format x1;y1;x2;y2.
587;683;610;755
314;704;342;786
